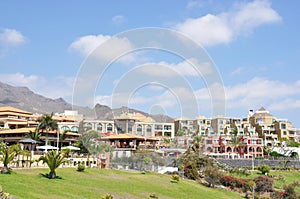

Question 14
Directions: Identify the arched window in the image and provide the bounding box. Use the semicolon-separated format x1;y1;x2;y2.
97;123;103;132
226;147;232;153
61;126;70;132
86;123;92;131
256;147;262;152
71;126;79;133
107;123;113;132
146;125;152;136
137;125;142;135
207;147;212;152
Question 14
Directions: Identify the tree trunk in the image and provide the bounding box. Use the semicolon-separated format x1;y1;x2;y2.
1;166;9;174
48;171;56;179
45;130;49;146
87;153;90;168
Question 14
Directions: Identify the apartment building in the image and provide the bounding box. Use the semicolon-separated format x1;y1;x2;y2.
174;117;197;136
194;116;212;136
274;119;297;140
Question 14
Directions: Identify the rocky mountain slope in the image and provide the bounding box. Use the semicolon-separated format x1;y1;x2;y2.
0;81;174;122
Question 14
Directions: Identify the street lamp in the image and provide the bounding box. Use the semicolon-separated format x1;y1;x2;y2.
252;146;254;171
57;129;59;152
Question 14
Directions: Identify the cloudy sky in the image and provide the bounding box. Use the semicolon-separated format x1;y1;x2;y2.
1;0;300;127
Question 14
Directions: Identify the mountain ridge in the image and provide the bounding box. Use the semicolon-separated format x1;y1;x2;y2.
0;81;174;123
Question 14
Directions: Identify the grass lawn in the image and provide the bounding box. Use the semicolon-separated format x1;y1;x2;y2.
0;168;243;199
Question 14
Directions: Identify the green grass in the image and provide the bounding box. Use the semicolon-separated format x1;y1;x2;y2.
0;168;243;199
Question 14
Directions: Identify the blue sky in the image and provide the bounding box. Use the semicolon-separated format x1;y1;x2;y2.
1;0;300;127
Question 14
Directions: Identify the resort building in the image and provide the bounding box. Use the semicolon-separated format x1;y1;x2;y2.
0;106;80;146
203;135;264;159
83;119;116;135
113;112;175;138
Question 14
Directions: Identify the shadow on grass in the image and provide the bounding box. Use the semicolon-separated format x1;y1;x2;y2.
39;173;63;180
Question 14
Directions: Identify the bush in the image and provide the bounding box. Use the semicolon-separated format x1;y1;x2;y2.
204;166;223;188
254;176;273;193
77;163;85;172
170;175;180;183
220;176;248;190
270;190;285;199
282;181;300;199
149;193;158;198
257;164;270;175
101;193;113;199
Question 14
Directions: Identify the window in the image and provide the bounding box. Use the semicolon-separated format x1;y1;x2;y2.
146;125;152;132
281;123;286;129
155;125;162;130
97;123;102;131
146;125;152;136
164;125;172;130
117;124;123;133
107;123;113;132
86;123;92;131
71;126;78;132
128;124;133;133
61;126;70;132
137;125;142;135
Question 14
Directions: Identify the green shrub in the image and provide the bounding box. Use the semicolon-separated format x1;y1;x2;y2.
0;185;11;199
170;175;180;183
101;193;113;199
257;164;270;175
77;163;85;172
149;193;158;198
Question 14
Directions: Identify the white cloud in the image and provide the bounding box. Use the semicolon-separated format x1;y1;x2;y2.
176;0;281;46
69;34;134;63
268;99;300;111
230;67;245;75
137;58;213;77
112;15;126;25
69;34;111;56
186;0;203;9
0;28;26;47
0;73;74;100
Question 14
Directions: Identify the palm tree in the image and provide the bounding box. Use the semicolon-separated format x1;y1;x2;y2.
0;144;16;174
59;131;69;149
37;113;58;146
76;121;99;167
21;150;31;167
39;150;68;179
230;134;243;157
26;130;41;141
79;130;99;167
9;143;22;167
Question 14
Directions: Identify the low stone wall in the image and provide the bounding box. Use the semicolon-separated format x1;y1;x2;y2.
217;159;300;169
